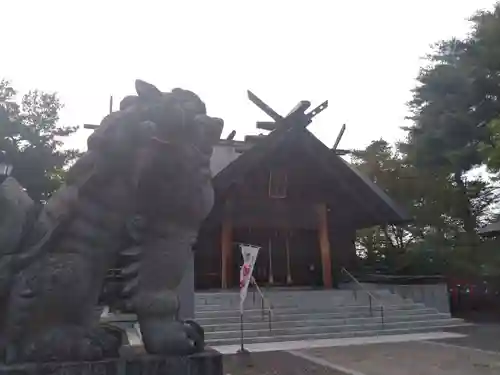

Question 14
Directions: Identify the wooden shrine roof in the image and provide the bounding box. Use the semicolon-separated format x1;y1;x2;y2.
211;126;411;229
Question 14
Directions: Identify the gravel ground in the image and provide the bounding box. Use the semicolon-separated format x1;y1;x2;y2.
223;351;347;375
128;323;500;374
439;324;500;352
301;341;500;375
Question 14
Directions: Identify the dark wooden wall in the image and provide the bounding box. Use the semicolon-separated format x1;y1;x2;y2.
194;210;358;290
194;225;222;289
226;199;318;229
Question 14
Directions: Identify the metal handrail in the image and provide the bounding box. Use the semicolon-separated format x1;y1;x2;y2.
251;277;273;331
341;267;385;325
341;268;381;304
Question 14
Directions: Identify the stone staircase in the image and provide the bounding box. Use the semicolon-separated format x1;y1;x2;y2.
196;288;467;346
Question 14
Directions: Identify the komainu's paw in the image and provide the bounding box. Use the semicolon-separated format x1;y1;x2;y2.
183;320;205;353
140;320;205;356
7;325;122;363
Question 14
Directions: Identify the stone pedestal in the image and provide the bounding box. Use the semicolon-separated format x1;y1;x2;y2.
0;350;222;375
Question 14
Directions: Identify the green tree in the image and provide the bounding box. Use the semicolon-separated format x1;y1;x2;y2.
352;4;500;277
403;5;500;245
0;80;80;202
352;139;496;276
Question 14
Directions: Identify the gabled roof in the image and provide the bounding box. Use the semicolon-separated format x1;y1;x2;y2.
212;126;411;229
213;124;296;192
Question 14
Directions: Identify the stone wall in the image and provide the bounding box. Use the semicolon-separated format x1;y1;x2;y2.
360;282;451;314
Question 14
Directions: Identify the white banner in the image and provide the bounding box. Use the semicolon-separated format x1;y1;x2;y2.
239;244;260;313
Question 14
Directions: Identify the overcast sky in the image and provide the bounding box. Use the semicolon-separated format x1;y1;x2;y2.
1;0;496;151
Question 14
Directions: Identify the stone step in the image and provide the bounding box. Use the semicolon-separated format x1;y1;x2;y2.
205;320;469;346
195;303;427;319
195;294;408;310
196;289;397;297
195;307;440;325
195;293;400;301
200;313;451;332
197;290;395;300
204;318;465;340
105;288;458;349
195;291;404;307
102;306;435;326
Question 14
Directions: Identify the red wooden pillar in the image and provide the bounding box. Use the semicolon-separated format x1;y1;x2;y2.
221;218;233;289
317;204;333;288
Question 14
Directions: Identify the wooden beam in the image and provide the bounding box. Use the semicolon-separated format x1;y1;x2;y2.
268;237;274;285
256;121;277;131
333;149;350;156
317;204;333;288
245;135;266;144
332;124;346;150
221;217;233;289
286;101;311;117
247;90;283;122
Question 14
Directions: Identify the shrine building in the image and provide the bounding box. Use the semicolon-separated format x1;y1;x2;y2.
194;122;410;290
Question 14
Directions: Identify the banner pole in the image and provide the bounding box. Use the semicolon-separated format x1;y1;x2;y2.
239;312;245;353
237;243;260;354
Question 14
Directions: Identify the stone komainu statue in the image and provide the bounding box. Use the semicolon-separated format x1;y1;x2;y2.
0;80;223;363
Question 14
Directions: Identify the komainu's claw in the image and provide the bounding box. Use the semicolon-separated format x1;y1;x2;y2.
140;320;205;356
183;320;205;353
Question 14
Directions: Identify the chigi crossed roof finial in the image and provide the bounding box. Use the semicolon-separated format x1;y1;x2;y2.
247;90;328;132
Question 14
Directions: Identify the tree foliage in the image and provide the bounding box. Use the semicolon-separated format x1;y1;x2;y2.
351;3;500;278
0;80;80;202
352;138;498;277
401;4;500;245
